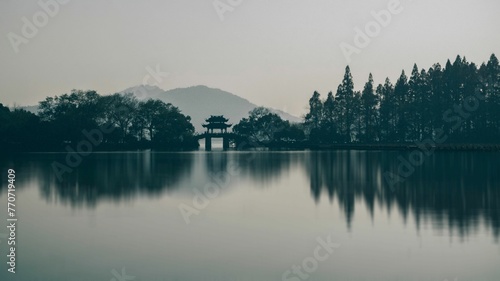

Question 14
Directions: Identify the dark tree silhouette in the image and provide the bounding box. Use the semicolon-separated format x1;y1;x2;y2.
2;54;500;152
0;91;197;152
335;66;356;143
233;107;304;147
250;54;500;148
360;73;378;143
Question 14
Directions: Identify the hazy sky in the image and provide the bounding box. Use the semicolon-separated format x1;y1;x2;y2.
1;0;499;116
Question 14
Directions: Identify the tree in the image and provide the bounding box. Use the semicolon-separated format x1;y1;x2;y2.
417;68;432;139
275;123;306;144
33;90;198;150
478;54;500;142
233;107;292;145
407;64;421;141
319;91;340;144
304;91;323;131
335;66;355;143
378;78;396;142
428;63;445;140
153;105;195;148
360;73;379;142
394;70;409;142
352;90;362;142
38;90;101;143
0;104;42;151
99;93;139;143
135;99;172;142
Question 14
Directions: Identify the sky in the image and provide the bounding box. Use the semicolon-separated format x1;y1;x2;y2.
1;0;499;116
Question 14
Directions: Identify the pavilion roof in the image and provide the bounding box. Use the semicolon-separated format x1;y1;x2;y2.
202;123;232;128
205;115;229;123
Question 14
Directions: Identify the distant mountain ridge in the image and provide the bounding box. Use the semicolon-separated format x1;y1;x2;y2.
120;85;301;132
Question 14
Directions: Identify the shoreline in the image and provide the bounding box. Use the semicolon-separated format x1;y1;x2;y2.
3;143;500;153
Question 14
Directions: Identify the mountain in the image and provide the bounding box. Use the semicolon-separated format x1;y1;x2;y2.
121;85;301;132
121;85;165;99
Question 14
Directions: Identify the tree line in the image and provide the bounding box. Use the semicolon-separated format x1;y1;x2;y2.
0;91;197;152
1;54;499;152
235;54;500;147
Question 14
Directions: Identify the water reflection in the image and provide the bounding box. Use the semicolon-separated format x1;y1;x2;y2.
1;152;194;208
235;152;294;184
1;151;499;238
306;151;500;238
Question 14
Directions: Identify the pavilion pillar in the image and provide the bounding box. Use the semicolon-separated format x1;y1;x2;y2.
223;137;229;150
205;136;212;151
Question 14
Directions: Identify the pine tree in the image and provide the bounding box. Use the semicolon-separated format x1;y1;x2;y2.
305;91;323;132
394;70;409;142
322;91;338;143
418;68;433;139
462;60;480;141
335;66;355;143
378;78;395;142
360;73;378;142
408;64;421;141
323;91;336;125
428;63;444;140
484;54;500;141
298;54;498;146
352;90;362;142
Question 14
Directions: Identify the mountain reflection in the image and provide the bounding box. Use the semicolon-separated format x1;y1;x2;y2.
1;151;499;238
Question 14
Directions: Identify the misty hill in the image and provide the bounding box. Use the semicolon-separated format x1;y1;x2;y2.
121;85;301;132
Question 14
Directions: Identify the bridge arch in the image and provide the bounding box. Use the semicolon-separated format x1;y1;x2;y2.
197;115;236;151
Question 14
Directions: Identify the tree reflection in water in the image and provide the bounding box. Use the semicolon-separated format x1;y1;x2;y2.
2;151;498;239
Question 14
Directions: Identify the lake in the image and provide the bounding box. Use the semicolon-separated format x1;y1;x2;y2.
0;151;499;281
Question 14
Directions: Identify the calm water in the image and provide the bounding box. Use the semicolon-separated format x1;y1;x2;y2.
0;151;499;281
